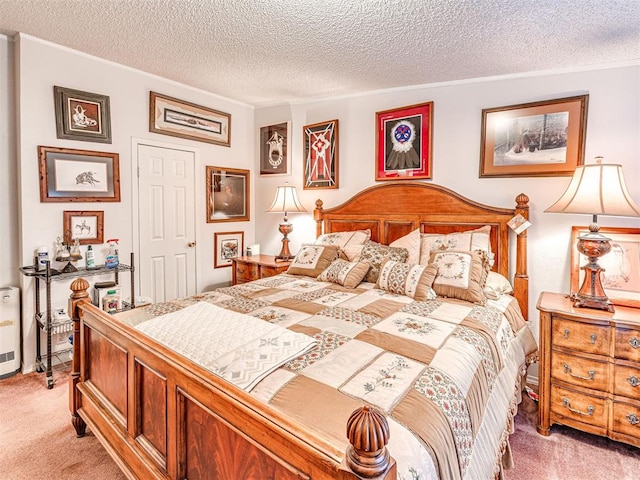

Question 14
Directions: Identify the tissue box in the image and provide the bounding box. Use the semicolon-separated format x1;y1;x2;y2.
246;244;260;256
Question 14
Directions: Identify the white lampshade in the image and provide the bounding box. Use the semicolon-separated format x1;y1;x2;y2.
267;184;307;215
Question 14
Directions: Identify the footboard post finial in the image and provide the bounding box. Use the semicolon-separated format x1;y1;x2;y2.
69;277;90;437
344;405;395;479
314;199;324;238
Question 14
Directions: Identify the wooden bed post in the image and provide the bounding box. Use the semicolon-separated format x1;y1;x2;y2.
513;193;530;320
69;277;90;437
314;199;324;238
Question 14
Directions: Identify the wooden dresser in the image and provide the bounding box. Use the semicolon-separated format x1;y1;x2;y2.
232;255;291;285
537;292;640;447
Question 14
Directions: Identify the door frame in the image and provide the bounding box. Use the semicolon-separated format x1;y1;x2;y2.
131;137;200;297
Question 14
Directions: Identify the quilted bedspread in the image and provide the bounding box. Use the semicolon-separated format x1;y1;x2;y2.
118;274;537;480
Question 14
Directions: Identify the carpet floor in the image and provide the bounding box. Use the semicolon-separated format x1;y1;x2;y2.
1;370;639;479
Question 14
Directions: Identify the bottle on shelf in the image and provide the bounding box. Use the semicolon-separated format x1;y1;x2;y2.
86;245;96;269
105;239;119;269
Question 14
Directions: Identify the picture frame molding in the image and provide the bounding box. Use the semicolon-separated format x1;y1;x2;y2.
63;210;104;245
303;119;339;190
54;86;112;144
259;121;291;176
214;231;244;268
206;166;250;223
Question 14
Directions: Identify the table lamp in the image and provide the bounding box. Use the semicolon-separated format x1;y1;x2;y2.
267;183;307;261
545;157;640;312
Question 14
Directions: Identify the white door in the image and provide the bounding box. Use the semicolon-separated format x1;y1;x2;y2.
137;144;197;303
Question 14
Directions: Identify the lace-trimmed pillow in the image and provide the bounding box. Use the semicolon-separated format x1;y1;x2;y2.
359;242;409;283
317;259;370;288
419;225;493;266
286;244;342;277
428;249;491;305
389;228;421;265
315;229;371;248
376;261;438;301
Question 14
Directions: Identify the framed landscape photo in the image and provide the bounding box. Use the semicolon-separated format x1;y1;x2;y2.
63;211;104;245
375;102;433;181
571;226;640;308
149;91;231;147
54;86;112;143
480;95;589;177
214;231;244;268
260;122;291;176
206;166;250;223
38;146;121;202
303;119;338;189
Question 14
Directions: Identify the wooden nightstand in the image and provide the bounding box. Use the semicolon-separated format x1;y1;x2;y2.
232;255;291;285
537;291;640;448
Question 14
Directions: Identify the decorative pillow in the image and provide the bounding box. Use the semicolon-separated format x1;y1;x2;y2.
389;228;421;265
419;225;492;266
340;244;365;262
315;229;371;248
286;244;342;277
376;261;438;301
317;259;370;288
428;249;491;305
483;271;514;300
359;242;409;284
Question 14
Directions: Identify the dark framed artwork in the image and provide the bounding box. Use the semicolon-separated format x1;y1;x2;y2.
149;91;231;147
375;102;433;181
214;231;244;268
571;226;640;308
54;86;112;143
303;119;338;189
63;211;104;245
260;122;291;176
206;166;250;223
38;146;120;202
480;95;589;177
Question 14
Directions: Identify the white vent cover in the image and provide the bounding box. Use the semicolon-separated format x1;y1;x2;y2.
0;287;20;378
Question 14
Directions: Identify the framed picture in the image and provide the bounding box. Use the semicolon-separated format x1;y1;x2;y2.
38;146;120;202
571;226;640;308
149;91;231;147
206;166;250;223
480;95;589;177
303;119;338;189
54;86;112;143
63;211;104;245
260;122;291;176
214;231;244;268
375;102;433;181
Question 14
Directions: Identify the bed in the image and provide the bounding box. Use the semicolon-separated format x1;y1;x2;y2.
68;182;536;480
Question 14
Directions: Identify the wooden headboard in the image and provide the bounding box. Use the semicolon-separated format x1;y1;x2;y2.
314;182;530;319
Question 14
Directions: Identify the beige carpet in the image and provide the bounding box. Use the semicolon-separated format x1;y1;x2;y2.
2;370;639;479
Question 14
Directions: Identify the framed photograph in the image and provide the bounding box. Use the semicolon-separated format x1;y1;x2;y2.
149;91;231;147
214;231;244;268
260;122;291;176
303;119;338;189
571;226;640;308
63;211;104;245
54;86;112;143
206;166;250;223
480;95;589;177
38;146;120;202
375;102;433;181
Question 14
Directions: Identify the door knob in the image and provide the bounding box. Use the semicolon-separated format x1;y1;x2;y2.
187;241;196;247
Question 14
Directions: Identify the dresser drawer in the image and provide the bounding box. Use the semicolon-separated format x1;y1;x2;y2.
612;401;640;439
614;363;640;398
551;317;610;355
260;265;285;278
615;327;640;362
551;350;609;391
550;385;607;429
235;262;258;282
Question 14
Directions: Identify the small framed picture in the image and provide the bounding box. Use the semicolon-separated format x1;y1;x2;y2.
260;122;291;176
63;211;104;245
303;119;338;189
375;102;433;181
54;86;112;143
38;146;120;202
206;166;250;222
214;231;244;268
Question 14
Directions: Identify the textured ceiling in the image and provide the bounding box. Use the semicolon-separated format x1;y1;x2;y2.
0;0;638;106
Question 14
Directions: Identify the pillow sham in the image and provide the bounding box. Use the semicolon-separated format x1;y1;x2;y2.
428;249;490;305
419;225;492;266
376;260;438;301
389;228;421;265
340;244;365;262
317;259;370;288
483;271;514;300
315;229;371;248
286;244;342;277
359;242;409;284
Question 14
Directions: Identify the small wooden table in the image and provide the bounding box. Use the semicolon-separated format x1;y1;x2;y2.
232;255;291;285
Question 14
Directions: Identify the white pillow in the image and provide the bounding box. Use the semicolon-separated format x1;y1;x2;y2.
389;228;421;265
419;225;492;266
483;271;514;300
315;229;371;248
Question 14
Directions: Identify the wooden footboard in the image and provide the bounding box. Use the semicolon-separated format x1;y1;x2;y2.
68;279;396;480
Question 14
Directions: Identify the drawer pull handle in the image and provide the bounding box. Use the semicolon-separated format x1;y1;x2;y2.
563;363;595;381
562;398;594;417
627;414;640;426
628;376;640;388
629;337;640;349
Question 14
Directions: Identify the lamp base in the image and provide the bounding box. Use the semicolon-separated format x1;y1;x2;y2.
275;222;294;262
572;231;614;313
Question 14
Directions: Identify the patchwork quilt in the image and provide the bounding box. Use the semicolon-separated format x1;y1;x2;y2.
118;274;537;480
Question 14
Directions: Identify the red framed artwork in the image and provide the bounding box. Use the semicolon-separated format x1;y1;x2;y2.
303;119;338;189
375;102;433;181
